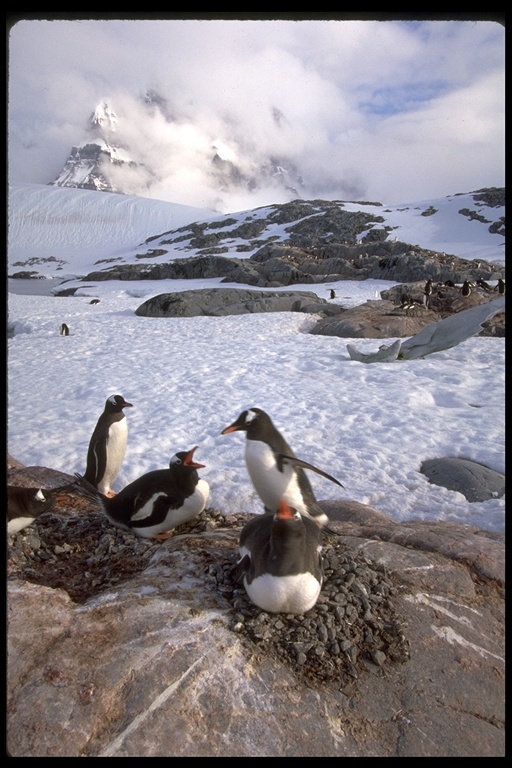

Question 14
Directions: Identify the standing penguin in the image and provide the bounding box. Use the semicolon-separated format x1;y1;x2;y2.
83;394;133;497
461;280;472;297
329;289;337;300
233;499;323;614
73;447;209;539
423;279;433;307
221;407;343;528
60;323;70;336
497;278;505;294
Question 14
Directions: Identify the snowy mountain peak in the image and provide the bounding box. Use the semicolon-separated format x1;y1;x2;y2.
91;100;118;133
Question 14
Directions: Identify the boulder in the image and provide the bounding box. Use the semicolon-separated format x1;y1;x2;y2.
134;288;343;318
7;462;505;757
311;300;437;339
420;457;505;503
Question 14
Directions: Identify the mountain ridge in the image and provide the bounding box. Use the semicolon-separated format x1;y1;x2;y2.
8;182;505;281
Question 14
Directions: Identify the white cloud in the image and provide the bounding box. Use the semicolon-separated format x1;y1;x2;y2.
7;17;504;208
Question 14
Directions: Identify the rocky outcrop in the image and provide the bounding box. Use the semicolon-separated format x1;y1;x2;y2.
311;288;505;339
73;242;505;290
134;288;344;318
7;460;505;757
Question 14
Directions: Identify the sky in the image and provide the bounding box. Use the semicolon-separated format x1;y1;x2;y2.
7;14;505;211
7;185;505;534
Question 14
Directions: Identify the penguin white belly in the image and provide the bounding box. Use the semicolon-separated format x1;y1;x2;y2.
8;516;36;535
98;420;128;495
244;572;321;614
245;441;306;513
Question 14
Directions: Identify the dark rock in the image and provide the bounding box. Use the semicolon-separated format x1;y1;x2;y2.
134;288;339;318
420;458;505;502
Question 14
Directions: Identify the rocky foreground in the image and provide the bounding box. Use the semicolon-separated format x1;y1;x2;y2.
7;458;505;757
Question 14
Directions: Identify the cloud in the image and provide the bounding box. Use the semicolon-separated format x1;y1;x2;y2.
8;17;505;209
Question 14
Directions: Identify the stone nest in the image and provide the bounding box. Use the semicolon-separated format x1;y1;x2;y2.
8;500;411;688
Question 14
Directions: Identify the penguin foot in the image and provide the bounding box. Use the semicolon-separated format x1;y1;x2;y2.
105;491;117;498
152;531;173;541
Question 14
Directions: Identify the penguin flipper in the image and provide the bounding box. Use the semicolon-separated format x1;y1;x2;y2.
233;554;250;584
130;494;181;527
276;453;344;488
84;431;108;485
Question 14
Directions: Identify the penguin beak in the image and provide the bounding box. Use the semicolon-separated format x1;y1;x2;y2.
276;500;297;520
122;401;133;409
221;423;240;434
183;446;205;469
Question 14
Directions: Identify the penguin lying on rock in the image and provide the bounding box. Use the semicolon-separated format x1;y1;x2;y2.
221;407;343;529
73;447;210;539
233;499;323;614
7;485;71;534
83;394;133;497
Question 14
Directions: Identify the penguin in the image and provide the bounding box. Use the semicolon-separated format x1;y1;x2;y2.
233;499;323;614
8;486;54;534
89;299;100;305
83;394;133;497
461;280;472;297
221;407;343;528
8;482;79;534
423;279;433;307
73;447;209;539
476;278;492;292
497;278;505;294
329;289;337;300
60;323;69;336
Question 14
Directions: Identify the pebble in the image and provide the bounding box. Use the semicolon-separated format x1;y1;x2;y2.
210;535;410;687
7;505;410;688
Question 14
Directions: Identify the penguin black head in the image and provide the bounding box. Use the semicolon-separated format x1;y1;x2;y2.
170;446;206;470
221;407;269;436
105;394;133;413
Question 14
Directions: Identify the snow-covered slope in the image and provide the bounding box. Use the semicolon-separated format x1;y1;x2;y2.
8;183;217;277
8;183;504;280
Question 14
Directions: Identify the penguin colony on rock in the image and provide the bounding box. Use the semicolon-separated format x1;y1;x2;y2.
9;397;344;614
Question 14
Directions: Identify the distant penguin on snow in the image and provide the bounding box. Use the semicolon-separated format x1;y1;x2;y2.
329;289;337;300
60;323;69;336
83;394;133;497
221;407;343;528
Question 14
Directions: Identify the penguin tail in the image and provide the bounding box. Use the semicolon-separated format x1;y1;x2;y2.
72;473;103;507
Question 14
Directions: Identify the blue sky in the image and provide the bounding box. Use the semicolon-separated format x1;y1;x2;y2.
7;15;504;209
